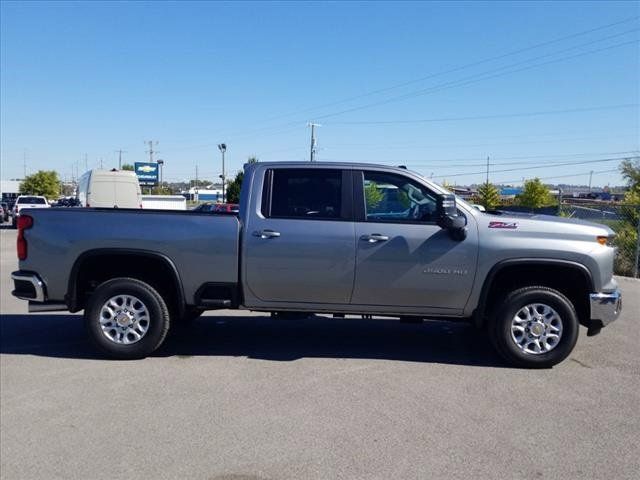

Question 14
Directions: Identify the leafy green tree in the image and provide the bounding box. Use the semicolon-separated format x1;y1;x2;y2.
621;158;640;196
517;178;553;209
19;170;60;199
190;179;212;188
364;182;384;210
614;159;640;276
121;164;134;171
226;170;243;204
225;157;259;203
150;183;173;195
440;180;454;192
475;182;500;210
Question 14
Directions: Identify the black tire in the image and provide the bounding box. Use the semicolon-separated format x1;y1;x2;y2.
488;286;579;368
84;277;171;359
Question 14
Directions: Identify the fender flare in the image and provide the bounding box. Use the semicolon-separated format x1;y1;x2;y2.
66;248;186;315
474;258;594;327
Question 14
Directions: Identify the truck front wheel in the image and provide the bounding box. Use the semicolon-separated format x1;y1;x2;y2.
84;277;171;359
489;286;579;368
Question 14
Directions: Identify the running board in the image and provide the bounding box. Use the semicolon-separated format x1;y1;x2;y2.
198;299;232;308
28;301;68;313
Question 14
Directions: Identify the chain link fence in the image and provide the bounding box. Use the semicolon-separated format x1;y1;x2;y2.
558;202;640;278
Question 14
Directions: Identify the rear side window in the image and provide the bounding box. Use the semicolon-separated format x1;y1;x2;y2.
264;169;343;220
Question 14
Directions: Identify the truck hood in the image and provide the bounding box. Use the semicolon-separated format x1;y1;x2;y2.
478;210;614;237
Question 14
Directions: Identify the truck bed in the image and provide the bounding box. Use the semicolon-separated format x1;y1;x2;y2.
19;208;241;304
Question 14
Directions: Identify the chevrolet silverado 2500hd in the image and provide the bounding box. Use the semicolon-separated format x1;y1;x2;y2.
11;162;621;367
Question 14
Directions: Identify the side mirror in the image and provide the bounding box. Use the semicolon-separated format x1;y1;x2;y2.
436;194;467;241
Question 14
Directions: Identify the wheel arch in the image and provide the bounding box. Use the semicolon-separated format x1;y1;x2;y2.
67;248;186;317
474;258;594;329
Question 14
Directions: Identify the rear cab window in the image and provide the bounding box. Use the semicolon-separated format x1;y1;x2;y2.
17;196;46;204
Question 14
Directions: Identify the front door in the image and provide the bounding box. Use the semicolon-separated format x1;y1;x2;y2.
244;168;356;305
351;170;478;313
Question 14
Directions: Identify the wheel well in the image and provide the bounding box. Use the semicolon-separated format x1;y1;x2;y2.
69;252;184;316
479;263;592;327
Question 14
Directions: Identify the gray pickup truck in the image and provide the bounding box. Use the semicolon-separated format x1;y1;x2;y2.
12;162;621;367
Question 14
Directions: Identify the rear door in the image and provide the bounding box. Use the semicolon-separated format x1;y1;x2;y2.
244;168;356;304
351;170;478;312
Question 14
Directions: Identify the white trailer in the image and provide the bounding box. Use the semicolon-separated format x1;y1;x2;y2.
141;195;187;210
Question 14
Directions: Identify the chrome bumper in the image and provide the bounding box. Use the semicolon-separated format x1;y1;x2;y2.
11;271;46;302
589;290;622;327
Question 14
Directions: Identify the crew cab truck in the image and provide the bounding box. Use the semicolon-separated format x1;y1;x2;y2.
11;162;621;367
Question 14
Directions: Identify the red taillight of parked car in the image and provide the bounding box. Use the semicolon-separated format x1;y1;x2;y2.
17;215;33;260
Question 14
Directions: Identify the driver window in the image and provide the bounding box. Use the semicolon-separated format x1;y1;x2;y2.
362;171;438;223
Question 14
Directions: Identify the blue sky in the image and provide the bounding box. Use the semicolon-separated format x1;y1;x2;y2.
1;1;638;187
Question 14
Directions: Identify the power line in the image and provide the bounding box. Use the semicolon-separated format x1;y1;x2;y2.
431;155;639;178
230;16;640;127
140;19;639;151
327;103;638;125
493;168;621;185
313;37;639;121
403;150;639;164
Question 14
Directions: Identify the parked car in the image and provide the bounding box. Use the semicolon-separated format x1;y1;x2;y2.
11;195;49;227
191;202;216;212
0;202;10;222
192;203;239;214
11;162;621;367
77;169;142;208
213;203;239;213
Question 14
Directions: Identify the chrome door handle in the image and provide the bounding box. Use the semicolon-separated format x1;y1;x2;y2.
361;233;389;243
253;229;281;239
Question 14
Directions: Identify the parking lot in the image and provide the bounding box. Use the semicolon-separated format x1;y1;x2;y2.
1;227;639;480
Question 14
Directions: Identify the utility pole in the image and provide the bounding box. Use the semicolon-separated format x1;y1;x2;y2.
485;156;490;184
308;123;321;162
145;140;158;163
84;153;88;172
588;170;594;192
195;165;199;202
22;150;27;178
115;149;127;169
99;157;104;169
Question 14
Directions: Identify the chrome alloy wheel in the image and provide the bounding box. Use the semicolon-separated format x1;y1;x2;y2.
510;303;563;355
99;295;150;345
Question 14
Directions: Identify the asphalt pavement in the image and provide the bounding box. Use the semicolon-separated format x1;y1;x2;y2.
1;227;639;480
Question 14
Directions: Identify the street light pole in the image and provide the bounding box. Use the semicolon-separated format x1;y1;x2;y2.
157;159;164;187
218;143;227;202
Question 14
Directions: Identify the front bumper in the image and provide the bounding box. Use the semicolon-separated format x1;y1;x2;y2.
589;290;622;327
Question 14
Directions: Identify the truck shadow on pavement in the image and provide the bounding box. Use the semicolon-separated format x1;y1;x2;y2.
0;313;505;367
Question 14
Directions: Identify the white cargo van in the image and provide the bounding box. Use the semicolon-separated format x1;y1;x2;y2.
77;169;142;209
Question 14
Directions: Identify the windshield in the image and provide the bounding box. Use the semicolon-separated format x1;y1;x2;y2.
17;196;46;204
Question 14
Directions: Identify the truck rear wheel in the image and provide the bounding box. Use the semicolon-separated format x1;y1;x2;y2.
489;286;579;368
84;277;171;359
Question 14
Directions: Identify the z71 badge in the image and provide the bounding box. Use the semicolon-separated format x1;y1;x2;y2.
488;221;518;229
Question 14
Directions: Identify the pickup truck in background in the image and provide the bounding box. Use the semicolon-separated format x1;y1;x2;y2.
11;195;50;227
11;162;621;367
